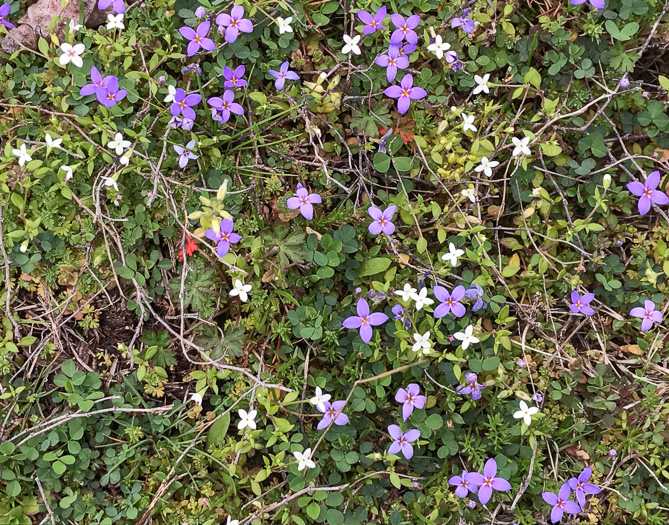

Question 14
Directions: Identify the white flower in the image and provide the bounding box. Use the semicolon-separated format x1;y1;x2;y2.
309;386;331;412
230;279;252;302
441;242;464;267
276;16;293;34
107;133;131;155
12;144;32;166
603;174;611;189
462;114;477;133
61;165;73;181
474;156;499;178
225;517;239;525
512;136;531;157
101;176;119;192
19;244;27;253
189;392;203;405
472;73;490;95
395;283;417;302
119;153;130;166
45;133;62;149
410;287;434;310
237;408;257;430
69;20;83;33
461;188;476;203
294;448;316;471
59;43;85;68
342;34;361;55
427;34;451;59
513;400;539;426
412;331;432;354
106;14;124;30
164;85;177;104
532;187;542;197
453;325;479;350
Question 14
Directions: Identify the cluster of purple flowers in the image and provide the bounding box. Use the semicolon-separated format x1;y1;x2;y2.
542;467;601;523
449;458;511;505
386;384;424;459
570;291;663;332
80;67;127;108
178;5;253;54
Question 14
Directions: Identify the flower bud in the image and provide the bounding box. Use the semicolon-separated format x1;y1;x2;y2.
619;78;629;89
140;3;146;8
19;244;27;253
603;174;611;189
642;91;649;99
195;6;206;18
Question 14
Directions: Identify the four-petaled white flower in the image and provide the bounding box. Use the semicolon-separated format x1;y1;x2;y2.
59;43;85;68
237;408;257;430
427;34;451;59
230;279;252;302
309;386;331;412
189;392;203;405
513;400;539;426
45;133;63;149
164;85;177;104
277;16;293;34
462;114;477;133
454;325;479;350
101;176;119;192
441;242;464;267
225;517;239;525
395;283;417;302
294;448;316;471
412;331;432;354
512;136;531;157
107;133;131;155
106;14;124;30
461;188;476;203
410;287;434;310
473;73;490;95
342;34;361;55
475;156;499;178
61;165;73;181
12;144;32;166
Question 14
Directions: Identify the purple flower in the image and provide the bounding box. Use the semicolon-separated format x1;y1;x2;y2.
0;3;15;29
368;205;396;235
567;467;601;508
357;6;386;34
395;384;426;421
467;499;477;509
389;14;420;45
342;297;389;344
173;139;198;168
630;300;662;331
317;400;348;429
619;78;630;89
533;392;543;403
195;6;206;18
179;21;216;56
223;65;247;88
204;218;241;257
542;483;581;523
392;305;411;327
570;291;595;315
286;183;321;220
396;43;417;57
451;9;475;34
170;89;201;120
168;115;194;130
95;76;128;108
433;285;466;318
269;61;299;91
216;6;253;43
375;46;409;82
449;470;479;498
182;64;202;76
384;74;427;115
627;171;669;215
207;90;243;124
609;449;617;457
387;425;420;459
464;283;487;312
466;459;512;505
80;66;109;96
570;0;605;9
98;0;125;14
457;378;485;401
378;128;394;153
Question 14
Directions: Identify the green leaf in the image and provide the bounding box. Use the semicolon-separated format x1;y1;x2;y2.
659;75;669;92
482;356;500;371
306;502;320;520
605;20;639;41
501;265;520;277
53;461;67;475
5;480;20;497
425;413;443;430
373;152;391;173
61;359;75;377
523;67;541;89
207;413;231;448
393;157;412;172
357;257;391;277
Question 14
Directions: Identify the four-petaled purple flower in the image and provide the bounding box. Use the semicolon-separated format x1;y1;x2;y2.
451;9;474;34
269;61;299;91
173;139;199;168
465;283;487;312
630;300;662;331
80;66;109;96
95;76;128;108
357;6;387;34
223;65;247;88
368;205;396;235
170;89;201;120
466;458;512;505
389;14;420;45
457;372;486;401
542;483;581;523
626;171;669;215
0;3;15;29
286;183;321;220
392;304;411;327
207;90;243;124
384;74;427;115
205;218;241;257
395;384;426;421
375;46;409;82
433;285;466;318
387;424;420;459
449;470;479;498
570;290;595;316
342;297;389;344
570;0;605;9
216;6;253;43
98;0;125;14
567;467;601;508
179;21;216;57
317;400;349;429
